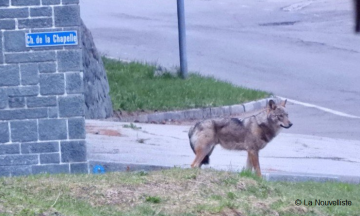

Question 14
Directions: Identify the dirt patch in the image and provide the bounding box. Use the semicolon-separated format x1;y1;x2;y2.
64;169;264;215
281;206;308;215
221;208;245;216
86;126;122;136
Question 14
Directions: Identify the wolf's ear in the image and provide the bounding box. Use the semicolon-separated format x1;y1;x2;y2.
268;100;277;110
281;99;287;107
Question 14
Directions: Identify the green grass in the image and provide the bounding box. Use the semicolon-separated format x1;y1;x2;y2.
145;196;161;204
1;169;359;216
104;57;269;112
122;123;142;130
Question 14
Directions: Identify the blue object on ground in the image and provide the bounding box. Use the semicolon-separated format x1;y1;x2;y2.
93;165;105;174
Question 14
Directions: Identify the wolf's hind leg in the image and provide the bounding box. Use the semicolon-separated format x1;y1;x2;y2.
191;142;214;168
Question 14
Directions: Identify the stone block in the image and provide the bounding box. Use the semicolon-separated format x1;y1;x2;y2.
7;86;39;97
202;107;212;119
0;122;9;143
0;8;28;19
0;32;2;64
11;120;38;142
18;18;53;29
42;0;60;5
58;50;82;72
0;0;9;7
59;95;84;117
39;62;56;73
210;107;223;118
40;153;60;164
0;108;47;120
20;64;39;85
40;74;65;95
66;72;83;94
0;65;20;87
0;166;32;177
25;108;48;119
21;141;59;154
70;163;88;174
62;0;79;5
61;141;86;162
8;97;25;108
32;164;69;175
230;104;245;115
0;20;15;30
147;113;165;123
133;114;148;123
0;144;20;155
11;0;40;6
163;111;184;121
0;155;38;166
4;30;29;52
30;7;52;17
54;5;80;27
68;118;85;139
183;108;203;120
0;89;6;109
27;96;57;108
5;51;56;63
38;119;67;140
48;107;58;118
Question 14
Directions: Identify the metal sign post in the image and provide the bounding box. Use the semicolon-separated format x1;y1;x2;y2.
177;0;188;79
355;0;360;32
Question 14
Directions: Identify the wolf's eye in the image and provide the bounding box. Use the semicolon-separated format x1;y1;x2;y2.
278;114;283;119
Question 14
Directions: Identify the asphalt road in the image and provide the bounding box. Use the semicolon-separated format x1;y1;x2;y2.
80;0;360;141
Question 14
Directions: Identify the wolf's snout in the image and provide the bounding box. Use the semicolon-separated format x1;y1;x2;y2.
281;123;293;129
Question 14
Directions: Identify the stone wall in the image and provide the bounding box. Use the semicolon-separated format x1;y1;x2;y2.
81;20;113;119
0;0;87;176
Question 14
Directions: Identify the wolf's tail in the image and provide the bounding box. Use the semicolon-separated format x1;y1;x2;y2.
189;123;211;166
189;140;210;165
189;139;211;166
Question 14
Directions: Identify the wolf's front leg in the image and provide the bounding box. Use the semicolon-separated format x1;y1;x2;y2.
248;150;261;177
246;151;254;171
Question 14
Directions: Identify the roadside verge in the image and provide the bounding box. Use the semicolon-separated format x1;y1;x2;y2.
117;97;282;123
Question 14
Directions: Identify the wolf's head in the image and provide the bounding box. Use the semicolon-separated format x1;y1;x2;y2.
267;99;292;129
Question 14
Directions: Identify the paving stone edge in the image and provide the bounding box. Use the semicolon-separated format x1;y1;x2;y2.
118;96;282;123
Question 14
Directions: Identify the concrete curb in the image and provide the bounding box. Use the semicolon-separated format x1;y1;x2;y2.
88;161;360;184
118;96;282;123
264;172;360;184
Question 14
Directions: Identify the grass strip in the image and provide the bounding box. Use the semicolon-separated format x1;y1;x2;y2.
1;168;359;216
104;58;269;112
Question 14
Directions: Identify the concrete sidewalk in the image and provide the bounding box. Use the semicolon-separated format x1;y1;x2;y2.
86;119;360;183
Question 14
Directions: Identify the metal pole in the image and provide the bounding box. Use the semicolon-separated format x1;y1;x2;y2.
177;0;188;79
355;0;360;32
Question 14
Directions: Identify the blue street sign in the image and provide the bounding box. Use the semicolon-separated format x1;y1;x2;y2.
25;31;78;47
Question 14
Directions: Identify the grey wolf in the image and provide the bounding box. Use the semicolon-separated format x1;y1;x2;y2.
188;100;292;176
